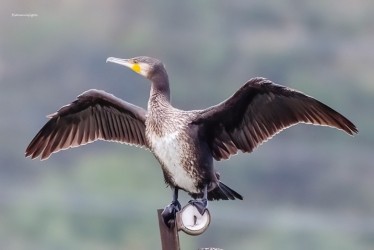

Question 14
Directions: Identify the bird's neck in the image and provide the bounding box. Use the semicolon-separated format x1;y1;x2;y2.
149;86;170;114
149;72;171;103
148;77;172;127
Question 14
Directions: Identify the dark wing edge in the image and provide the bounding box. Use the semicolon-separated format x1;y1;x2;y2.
25;89;148;160
194;77;358;161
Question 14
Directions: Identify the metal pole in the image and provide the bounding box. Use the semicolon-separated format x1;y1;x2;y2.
157;209;180;250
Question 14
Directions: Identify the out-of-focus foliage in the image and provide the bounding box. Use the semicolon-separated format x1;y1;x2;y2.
1;0;373;249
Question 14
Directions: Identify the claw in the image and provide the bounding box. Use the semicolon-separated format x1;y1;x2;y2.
161;188;181;227
188;198;208;215
188;185;209;215
161;200;181;227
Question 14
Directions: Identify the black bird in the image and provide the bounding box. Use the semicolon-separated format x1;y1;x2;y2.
25;56;358;225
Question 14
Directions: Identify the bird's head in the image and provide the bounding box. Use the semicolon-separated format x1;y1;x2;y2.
106;56;165;80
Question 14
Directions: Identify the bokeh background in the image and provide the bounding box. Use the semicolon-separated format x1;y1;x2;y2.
1;0;373;249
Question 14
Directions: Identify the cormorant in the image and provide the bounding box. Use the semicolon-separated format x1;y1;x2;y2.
25;56;358;226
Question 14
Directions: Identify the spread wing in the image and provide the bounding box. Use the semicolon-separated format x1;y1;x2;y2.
193;77;358;161
25;89;148;160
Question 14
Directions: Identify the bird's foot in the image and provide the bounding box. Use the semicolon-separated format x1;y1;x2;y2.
161;200;181;227
188;198;208;215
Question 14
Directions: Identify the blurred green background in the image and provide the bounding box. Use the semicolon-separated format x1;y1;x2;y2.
1;0;373;249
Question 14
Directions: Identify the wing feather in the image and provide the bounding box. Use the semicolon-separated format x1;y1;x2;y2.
25;89;147;160
194;77;358;161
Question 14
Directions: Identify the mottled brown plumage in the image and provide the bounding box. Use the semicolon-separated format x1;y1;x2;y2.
26;56;357;205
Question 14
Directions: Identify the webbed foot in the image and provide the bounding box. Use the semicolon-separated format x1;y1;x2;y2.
161;188;181;227
188;185;209;215
188;198;208;215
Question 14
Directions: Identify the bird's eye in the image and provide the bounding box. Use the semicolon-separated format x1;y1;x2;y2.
132;58;138;64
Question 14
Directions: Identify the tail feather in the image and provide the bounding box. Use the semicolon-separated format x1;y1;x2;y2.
208;181;243;201
217;184;233;200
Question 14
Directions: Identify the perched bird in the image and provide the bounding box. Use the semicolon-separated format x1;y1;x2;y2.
25;56;358;226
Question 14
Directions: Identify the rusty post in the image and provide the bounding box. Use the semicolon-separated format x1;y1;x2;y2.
157;209;180;250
